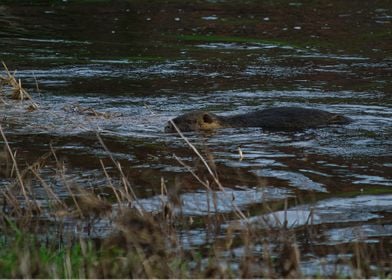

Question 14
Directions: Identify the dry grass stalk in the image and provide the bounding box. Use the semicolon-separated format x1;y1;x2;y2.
278;240;301;278
105;209;171;277
1;189;22;217
169;119;248;221
1;61;39;110
73;187;112;218
0;96;8;104
173;154;210;189
59;162;84;218
1;62;28;100
99;159;123;208
28;167;66;209
2;149;65;216
0;124;31;208
95;132;142;213
0;146;13;177
32;71;40;97
8;151;51;191
48;144;84;217
169;120;223;190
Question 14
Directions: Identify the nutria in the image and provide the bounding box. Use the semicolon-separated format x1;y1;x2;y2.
164;107;352;133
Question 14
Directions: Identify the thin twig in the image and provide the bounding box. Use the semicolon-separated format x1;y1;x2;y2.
95;132;143;214
99;159;123;208
169;120;248;221
0;124;31;206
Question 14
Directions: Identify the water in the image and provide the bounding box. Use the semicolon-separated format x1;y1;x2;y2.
0;1;391;277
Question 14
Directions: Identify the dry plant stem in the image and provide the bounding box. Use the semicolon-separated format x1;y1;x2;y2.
10;150;17;178
0;96;8;104
0;124;31;205
61;163;84;218
170;120;248;221
160;177;169;208
174;153;224;215
143;102;156;115
49;144;84;217
29;167;66;208
95;132;143;214
99;159;123;208
17;79;23;98
64;249;73;279
135;245;155;278
261;212;281;230
9;152;51;190
305;207;315;225
1;61;38;108
282;198;289;228
32;71;41;97
1;190;22;216
173;154;210;189
118;163;130;198
169;120;223;189
35;148;64;207
160;177;168;196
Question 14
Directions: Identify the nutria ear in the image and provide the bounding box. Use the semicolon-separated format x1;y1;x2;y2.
202;113;214;123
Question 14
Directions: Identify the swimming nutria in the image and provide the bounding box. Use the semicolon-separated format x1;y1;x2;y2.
164;107;352;133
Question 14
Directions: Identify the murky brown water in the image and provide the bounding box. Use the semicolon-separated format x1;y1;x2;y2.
1;0;391;277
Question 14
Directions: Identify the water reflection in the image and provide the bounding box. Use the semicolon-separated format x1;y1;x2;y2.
130;187;290;215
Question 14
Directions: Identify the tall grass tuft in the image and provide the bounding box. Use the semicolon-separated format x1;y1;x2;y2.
0;62;38;110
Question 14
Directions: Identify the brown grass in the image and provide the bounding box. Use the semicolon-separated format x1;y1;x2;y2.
0;61;38;110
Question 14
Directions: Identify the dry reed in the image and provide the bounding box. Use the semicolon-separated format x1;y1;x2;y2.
1;61;38;110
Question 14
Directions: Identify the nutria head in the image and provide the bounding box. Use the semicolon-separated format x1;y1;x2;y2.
164;111;222;133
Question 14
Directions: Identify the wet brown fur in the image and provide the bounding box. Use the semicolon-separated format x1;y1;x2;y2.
165;107;352;132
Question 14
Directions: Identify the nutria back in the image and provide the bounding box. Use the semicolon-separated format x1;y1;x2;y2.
164;107;352;133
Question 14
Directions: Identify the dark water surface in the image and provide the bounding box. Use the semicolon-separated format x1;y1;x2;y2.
0;0;391;277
